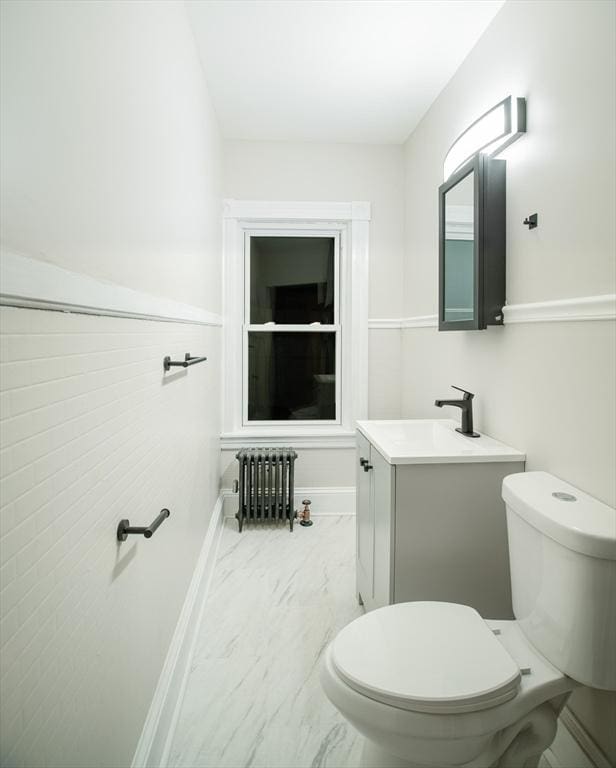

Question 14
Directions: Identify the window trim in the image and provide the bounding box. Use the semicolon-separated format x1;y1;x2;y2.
222;200;370;447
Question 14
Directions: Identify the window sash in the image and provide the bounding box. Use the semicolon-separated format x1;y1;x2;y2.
244;231;340;327
243;329;340;426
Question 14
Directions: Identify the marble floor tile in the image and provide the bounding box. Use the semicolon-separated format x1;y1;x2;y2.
168;515;364;768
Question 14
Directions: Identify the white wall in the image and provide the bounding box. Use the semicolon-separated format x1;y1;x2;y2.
0;0;221;313
0;2;223;766
222;141;405;489
400;0;615;761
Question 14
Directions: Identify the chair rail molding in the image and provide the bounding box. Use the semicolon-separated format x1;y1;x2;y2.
0;250;223;326
502;294;615;324
368;316;438;329
368;294;616;330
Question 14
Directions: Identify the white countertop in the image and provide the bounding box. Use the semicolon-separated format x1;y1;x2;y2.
356;419;526;465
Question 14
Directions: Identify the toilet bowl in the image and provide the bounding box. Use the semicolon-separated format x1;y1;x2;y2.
321;472;616;768
321;604;574;767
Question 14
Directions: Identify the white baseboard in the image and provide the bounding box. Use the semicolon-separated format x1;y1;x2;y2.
221;486;356;519
293;486;355;516
131;496;225;768
543;706;611;768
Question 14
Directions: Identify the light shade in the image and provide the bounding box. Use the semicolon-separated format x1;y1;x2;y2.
443;96;526;180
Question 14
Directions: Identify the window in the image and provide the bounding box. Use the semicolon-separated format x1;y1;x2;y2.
222;200;370;448
245;234;340;424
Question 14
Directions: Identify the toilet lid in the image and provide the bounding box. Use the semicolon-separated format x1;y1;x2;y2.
331;602;521;714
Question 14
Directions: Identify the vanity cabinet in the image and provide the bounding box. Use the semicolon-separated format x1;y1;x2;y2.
356;423;525;619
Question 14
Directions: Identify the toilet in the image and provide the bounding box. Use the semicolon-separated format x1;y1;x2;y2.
321;471;616;768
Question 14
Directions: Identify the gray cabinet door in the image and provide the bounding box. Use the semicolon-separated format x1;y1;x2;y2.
356;432;373;604
394;462;517;618
371;447;394;609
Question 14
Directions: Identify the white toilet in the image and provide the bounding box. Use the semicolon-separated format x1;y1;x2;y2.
321;471;616;768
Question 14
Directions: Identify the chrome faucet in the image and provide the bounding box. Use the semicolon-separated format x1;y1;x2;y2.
434;386;480;437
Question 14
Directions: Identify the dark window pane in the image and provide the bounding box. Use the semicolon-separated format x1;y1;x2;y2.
250;237;335;324
248;332;336;421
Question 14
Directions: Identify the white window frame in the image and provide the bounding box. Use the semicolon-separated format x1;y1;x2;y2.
222;200;370;449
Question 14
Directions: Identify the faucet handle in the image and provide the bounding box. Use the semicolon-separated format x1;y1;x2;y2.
451;385;474;399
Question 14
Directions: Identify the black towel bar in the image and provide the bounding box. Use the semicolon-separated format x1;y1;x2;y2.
163;352;207;372
117;509;170;541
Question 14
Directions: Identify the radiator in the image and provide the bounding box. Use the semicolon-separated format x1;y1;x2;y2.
235;448;298;532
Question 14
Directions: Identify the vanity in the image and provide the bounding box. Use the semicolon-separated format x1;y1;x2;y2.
355;419;525;619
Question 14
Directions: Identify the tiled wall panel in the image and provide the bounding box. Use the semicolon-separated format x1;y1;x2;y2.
0;307;221;768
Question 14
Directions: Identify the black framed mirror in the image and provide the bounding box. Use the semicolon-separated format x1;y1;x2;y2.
438;154;506;331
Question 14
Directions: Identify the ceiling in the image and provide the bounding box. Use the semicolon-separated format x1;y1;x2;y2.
185;0;505;144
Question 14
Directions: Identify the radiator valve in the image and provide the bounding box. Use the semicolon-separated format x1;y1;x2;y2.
299;499;313;527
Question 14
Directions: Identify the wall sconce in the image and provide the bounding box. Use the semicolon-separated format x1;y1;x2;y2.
443;96;526;180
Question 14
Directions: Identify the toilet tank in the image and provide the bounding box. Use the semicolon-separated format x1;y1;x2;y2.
502;471;616;690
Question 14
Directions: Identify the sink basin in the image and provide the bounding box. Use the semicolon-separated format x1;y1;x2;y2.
356;419;525;464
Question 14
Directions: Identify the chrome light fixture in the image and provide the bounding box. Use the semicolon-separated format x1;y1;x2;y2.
443;96;526;180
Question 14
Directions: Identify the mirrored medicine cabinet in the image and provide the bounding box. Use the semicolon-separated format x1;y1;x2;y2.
438;154;506;331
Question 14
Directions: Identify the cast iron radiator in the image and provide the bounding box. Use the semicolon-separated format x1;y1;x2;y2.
235;448;298;532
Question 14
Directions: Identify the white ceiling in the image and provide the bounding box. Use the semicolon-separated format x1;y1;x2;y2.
186;0;505;144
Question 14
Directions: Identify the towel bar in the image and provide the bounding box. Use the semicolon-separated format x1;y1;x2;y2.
117;509;170;541
163;352;207;372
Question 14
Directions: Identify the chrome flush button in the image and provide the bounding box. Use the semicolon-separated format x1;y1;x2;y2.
552;491;577;502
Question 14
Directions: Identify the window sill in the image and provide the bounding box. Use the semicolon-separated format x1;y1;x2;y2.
220;428;357;450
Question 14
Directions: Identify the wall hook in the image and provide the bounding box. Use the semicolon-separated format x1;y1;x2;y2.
523;213;538;229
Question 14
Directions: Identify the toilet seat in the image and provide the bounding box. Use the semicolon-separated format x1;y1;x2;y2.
331;602;522;714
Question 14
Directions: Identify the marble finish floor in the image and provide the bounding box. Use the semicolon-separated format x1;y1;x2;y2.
168;515;364;768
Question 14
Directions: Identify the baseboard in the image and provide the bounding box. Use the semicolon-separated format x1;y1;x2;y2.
131;496;225;768
221;486;356;519
542;706;612;768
